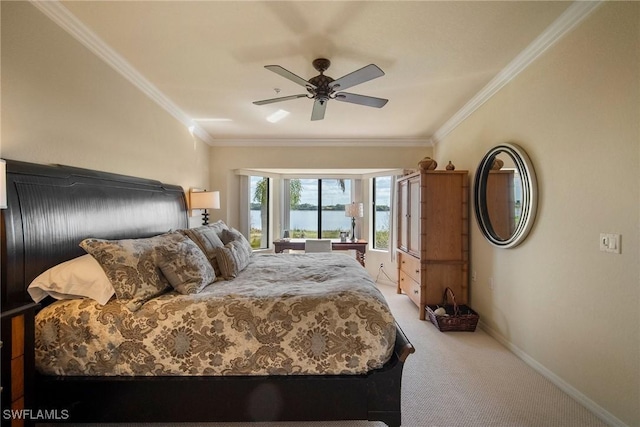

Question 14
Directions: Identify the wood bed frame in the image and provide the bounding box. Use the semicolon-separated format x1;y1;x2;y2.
1;159;414;426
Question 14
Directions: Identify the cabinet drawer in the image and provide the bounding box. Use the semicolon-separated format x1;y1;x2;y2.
399;253;421;284
399;271;421;307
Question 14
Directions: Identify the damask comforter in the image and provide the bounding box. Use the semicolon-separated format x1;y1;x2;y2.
35;253;396;376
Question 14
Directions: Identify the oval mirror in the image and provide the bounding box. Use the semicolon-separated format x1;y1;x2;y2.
474;143;537;248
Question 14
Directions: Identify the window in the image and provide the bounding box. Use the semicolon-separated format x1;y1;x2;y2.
321;179;352;238
249;176;269;249
287;179;353;238
373;176;392;249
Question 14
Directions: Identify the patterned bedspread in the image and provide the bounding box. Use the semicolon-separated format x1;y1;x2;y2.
35;253;396;376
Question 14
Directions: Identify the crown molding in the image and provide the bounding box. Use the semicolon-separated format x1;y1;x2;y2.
29;0;215;146
431;0;602;144
206;138;433;147
235;168;404;180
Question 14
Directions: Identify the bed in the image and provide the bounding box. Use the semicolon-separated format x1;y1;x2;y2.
1;159;414;426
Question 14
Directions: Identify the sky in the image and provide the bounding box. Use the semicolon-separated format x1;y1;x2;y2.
250;177;392;207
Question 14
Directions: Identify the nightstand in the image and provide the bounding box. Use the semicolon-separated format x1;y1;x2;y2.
1;302;38;427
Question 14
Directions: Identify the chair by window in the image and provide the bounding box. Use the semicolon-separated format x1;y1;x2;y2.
305;239;333;253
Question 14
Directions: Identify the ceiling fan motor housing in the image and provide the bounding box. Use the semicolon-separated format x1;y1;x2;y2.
308;74;335;99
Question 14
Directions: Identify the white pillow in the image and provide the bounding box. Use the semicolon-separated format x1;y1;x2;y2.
28;254;115;305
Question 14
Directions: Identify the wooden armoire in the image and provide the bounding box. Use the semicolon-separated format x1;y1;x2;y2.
396;170;469;320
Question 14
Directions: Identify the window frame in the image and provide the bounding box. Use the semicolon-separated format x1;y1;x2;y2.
284;178;359;239
248;175;271;250
372;175;393;250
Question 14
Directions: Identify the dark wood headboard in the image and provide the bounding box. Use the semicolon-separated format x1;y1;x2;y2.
1;160;189;309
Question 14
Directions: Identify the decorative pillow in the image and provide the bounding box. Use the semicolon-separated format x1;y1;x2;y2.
80;232;186;311
158;237;216;294
215;239;253;280
27;254;115;305
207;220;230;237
180;226;225;276
221;227;253;253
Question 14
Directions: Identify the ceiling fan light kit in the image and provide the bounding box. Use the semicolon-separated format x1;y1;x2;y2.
253;58;388;121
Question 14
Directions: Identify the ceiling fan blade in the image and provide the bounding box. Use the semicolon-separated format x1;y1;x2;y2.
311;99;327;121
265;65;317;89
253;94;308;105
329;64;384;91
335;92;388;108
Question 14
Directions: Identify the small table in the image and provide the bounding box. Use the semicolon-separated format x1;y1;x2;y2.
273;239;368;267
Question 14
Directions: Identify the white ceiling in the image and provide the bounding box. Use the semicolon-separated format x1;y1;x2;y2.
48;1;576;146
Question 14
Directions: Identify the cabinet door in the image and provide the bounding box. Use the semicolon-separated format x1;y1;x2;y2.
423;173;465;260
397;179;409;251
408;176;420;256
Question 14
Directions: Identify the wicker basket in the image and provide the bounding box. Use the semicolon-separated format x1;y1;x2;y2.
426;287;479;332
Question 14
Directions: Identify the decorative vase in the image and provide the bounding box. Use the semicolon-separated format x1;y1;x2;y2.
446;161;455;171
419;157;437;171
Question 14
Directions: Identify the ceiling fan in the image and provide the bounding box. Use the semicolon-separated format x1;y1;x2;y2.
253;58;388;121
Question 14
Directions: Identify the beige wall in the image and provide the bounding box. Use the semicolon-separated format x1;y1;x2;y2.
1;1;211;213
434;3;639;426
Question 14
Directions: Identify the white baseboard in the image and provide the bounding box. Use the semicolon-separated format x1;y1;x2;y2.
479;321;628;427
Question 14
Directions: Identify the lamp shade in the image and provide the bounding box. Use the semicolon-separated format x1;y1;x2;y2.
0;159;6;209
345;202;363;218
190;190;220;210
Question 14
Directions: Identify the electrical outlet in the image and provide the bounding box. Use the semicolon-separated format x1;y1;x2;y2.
489;277;494;291
600;233;621;254
472;271;477;282
379;263;384;269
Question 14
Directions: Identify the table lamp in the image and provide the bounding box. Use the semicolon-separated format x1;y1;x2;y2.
345;202;364;242
189;189;220;226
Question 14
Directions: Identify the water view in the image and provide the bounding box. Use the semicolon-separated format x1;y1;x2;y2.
251;210;390;232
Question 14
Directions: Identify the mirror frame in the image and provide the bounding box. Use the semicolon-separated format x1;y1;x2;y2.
474;143;538;248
